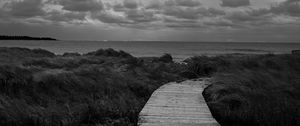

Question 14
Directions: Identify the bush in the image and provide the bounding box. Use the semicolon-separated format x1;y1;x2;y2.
183;56;229;78
0;47;183;126
32;49;56;57
0;65;32;95
63;52;81;57
201;54;300;126
23;57;106;69
158;53;173;63
0;47;55;59
86;48;133;58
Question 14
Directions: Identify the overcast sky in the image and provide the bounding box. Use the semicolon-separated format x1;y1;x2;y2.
0;0;300;42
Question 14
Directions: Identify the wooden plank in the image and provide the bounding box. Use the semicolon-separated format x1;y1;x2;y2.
138;79;220;126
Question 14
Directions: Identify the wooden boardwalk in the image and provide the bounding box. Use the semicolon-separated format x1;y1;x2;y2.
138;79;220;126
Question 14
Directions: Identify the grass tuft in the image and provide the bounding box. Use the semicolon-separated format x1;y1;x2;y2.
0;47;184;126
197;54;300;126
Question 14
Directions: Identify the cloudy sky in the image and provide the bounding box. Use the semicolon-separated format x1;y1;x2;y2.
0;0;300;42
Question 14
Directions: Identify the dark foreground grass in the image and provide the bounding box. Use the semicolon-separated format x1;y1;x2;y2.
186;54;300;126
0;47;184;126
1;47;299;126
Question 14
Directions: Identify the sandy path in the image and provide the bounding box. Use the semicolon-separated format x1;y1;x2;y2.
138;78;220;126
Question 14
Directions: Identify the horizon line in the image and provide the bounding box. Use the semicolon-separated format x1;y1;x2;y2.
59;40;300;43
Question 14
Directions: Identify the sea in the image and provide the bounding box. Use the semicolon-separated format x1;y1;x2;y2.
1;40;300;61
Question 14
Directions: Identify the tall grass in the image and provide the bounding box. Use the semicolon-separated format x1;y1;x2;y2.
187;54;300;126
2;47;298;126
0;47;184;126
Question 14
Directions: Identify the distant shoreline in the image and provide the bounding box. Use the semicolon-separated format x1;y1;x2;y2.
0;35;57;41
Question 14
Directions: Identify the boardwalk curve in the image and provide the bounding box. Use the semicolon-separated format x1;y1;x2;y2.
138;78;220;126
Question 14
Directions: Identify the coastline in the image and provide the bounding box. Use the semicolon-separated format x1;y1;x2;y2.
1;40;300;62
0;35;57;41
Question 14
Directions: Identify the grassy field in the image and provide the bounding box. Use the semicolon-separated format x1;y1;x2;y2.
0;47;184;126
0;47;299;126
185;54;300;126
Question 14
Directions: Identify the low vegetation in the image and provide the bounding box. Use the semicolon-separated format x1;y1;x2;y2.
0;47;184;126
186;54;300;126
1;47;299;126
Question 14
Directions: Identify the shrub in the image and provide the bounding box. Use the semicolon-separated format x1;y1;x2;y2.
0;65;32;95
0;47;55;58
0;47;183;126
86;48;133;58
63;52;81;57
183;56;229;78
32;49;56;57
201;54;300;126
158;53;173;63
23;57;106;69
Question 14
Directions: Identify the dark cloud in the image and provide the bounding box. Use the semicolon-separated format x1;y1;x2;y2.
92;9;157;27
221;0;300;27
163;7;225;19
112;0;139;12
270;0;300;16
92;12;131;24
199;8;226;17
165;23;203;28
146;1;163;10
126;9;157;23
203;19;233;27
174;0;201;7
164;7;200;19
0;9;10;19
113;3;127;12
162;16;202;28
225;9;271;27
0;0;91;24
192;7;280;29
164;0;176;6
1;0;300;42
45;11;86;22
7;0;45;17
221;0;250;7
100;1;158;25
165;0;201;7
123;0;138;9
59;0;103;12
286;0;300;3
227;11;260;22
